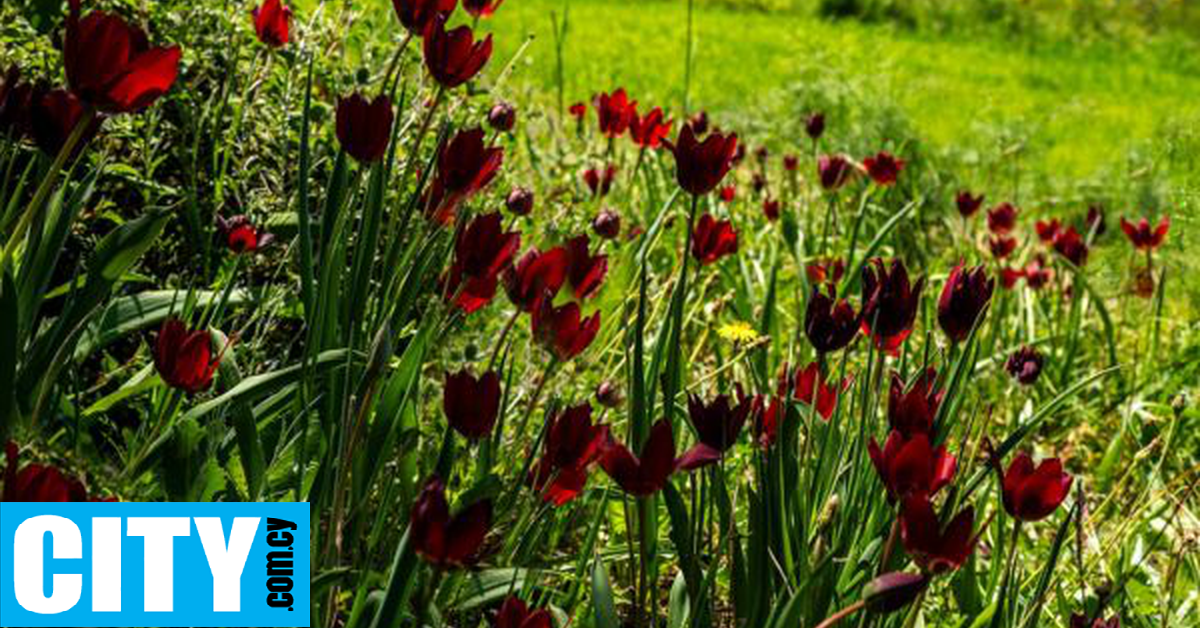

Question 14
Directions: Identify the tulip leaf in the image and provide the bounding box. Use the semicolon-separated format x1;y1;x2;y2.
74;288;256;360
591;557;620;628
0;270;17;440
181;349;355;423
366;527;419;628
839;200;915;295
1020;500;1079;628
212;329;266;502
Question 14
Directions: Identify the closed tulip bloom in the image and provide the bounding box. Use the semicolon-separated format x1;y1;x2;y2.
762;198;780;221
494;597;552;628
488;101;516;132
154;318;220;393
410;476;492;568
999;266;1024;290
667;123;738;196
989;235;1017;260
464;0;505;18
583;164;616;197
888;369;943;439
445;212;520;313
860;258;924;352
1024;255;1052;289
1035;218;1061;243
336;92;393;163
1052;226;1089;266
868;431;957;502
862;572;930;615
863;151;904;186
443;369;501;440
805;286;859;353
718;185;735;203
818;154;855;191
691;213;738;265
987;202;1018;234
30;88;99;157
1005;345;1044;385
782;154;799;172
532;295;600;360
595;381;623;408
64;0;181;114
599;420;679;496
1120;215;1170;252
531;404;608;505
592;209;621;240
594;89;635;138
899;495;976;574
1002;452;1073;521
503;246;568;312
215;215;274;254
505;187;534;216
426;128;503;224
423;15;493;89
688;110;709;135
955;191;983;218
251;0;292;48
393;0;455;34
568;102;587;120
678;391;752;470
938;263;994;343
0;66;36;142
565;234;608;300
806;258;846;286
805;112;825;140
630;106;672;148
788;362;851;421
3;442;90;502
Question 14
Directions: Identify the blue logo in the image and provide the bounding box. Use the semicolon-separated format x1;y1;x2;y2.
0;502;310;627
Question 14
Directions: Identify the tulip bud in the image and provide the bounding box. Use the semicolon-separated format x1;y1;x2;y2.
596;381;623;408
505;187;534;216
592;209;621;240
488;101;516;132
862;572;929;614
805;112;826;141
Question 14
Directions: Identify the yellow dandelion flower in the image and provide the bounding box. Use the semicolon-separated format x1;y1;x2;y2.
717;321;760;344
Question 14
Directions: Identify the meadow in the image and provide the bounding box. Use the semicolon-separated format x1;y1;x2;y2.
1;0;1197;627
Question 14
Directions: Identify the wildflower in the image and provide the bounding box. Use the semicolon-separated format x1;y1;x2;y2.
565;234;608;300
888;369;943;439
488;101;516;132
718;321;760;345
938;263;993;343
594;88;635;138
251;0;291;48
494;597;552;628
530;404;608;505
1002;452;1072;521
805;286;859;353
1005;345;1044;385
863;151;904;186
787;362;851;421
505;187;534;216
445;212;520;313
443;369;501;440
392;0;454;35
860;258;924;352
900;495;976;574
463;0;505;19
762;198;780;221
691;213;738;265
3;442;89;502
423;15;493;89
955;191;983;218
805;112;825;141
532;295;600;360
987;202;1017;234
599;420;678;496
989;235;1017;260
678;391;753;470
411;477;491;568
667;123;739;196
216;215;273;254
153;318;220;393
336;92;394;163
65;0;181;114
503;246;567;312
592;209;621;240
583;164;616;197
426;128;503;224
817;154;855;190
868;431;957;501
1119;215;1170;252
1052;226;1088;266
629;106;672;149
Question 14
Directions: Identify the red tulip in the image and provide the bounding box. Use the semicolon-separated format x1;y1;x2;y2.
3;442;89;502
445;212;520;313
989;235;1017;260
787;362;851;421
1035;218;1061;243
1005;345;1044;385
806;258;846;286
751;173;767;194
1119;215;1169;252
987;202;1018;234
629;106;672;149
678;391;752;470
868;431;956;501
667;123;738;196
955;191;983;218
65;0;181;114
752;395;781;449
1052;226;1088;266
565;234;608;300
583;164;616;198
494;596;552;628
443;369;501;440
863;151;904;186
505;187;534;216
215;215;273;254
805;287;859;353
805;112;826;141
392;0;455;35
899;495;976;574
504;246;568;312
718;185;735;203
782;154;799;172
1071;614;1119;628
1002;452;1072;521
251;0;292;48
410;476;491;568
153;318;220;393
762;198;780;221
0;66;36;142
1085;205;1107;236
691;213;738;265
860;258;924;353
938;263;993;343
30;88;99;157
593;89;635;138
568;102;587;120
1024;255;1052;289
688;110;709;135
817;154;855;191
599;420;679;496
888;369;943;439
488;101;516;132
532;295;600;360
336;92;394;163
464;0;505;18
423;15;493;89
999;266;1024;290
595;381;623;408
530;404;608;505
425;128;503;224
592;209;621;240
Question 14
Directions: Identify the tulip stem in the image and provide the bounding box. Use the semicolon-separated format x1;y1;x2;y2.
382;30;415;95
879;516;900;575
814;599;866;628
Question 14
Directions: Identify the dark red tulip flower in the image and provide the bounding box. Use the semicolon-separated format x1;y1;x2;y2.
762;198;780;221
596;381;623;408
503;246;568;312
987;202;1018;235
3;442;89;502
592;209;621;240
594;89;635;138
667;123;739;196
410;476;492;568
860;258;924;353
393;0;455;35
863;151;904;186
999;266;1024;290
532;295;600;360
805;112;825;141
868;431;957;502
530;404;607;505
1002;452;1072;521
718;185;736;203
0;65;30;140
938;263;994;343
805;287;859;353
754;146;770;162
1024;255;1052;289
1052;226;1088;266
955;191;983;218
336;92;394;163
251;0;292;48
443;369;501;440
599;420;679;496
488;101;516;132
1070;614;1119;628
750;395;779;449
888;368;943;439
583;164;616;198
788;362;851;421
565;234;608;300
1005;345;1044;385
783;154;799;172
506;187;534;216
445;212;520;313
216;215;274;254
1120;215;1170;252
65;0;182;114
426;128;503;224
688;110;709;135
678;391;753;470
494;596;552;628
806;257;846;286
568;102;587;121
1085;205;1107;236
464;0;505;19
862;572;930;614
751;173;767;194
154;318;220;394
1035;219;1061;243
691;213;738;265
818;154;855;191
423;15;493;89
989;235;1017;260
31;88;100;157
630;106;672;149
900;494;976;574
